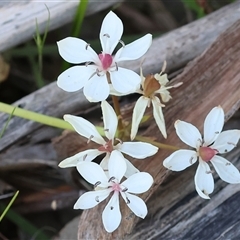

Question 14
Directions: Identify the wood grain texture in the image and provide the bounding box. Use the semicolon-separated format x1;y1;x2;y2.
0;0;123;52
120;0;240;73
128;138;240;239
77;17;240;240
0;0;240;163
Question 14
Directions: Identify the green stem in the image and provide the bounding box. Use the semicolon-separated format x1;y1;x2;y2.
0;102;104;135
0;191;19;222
135;135;180;151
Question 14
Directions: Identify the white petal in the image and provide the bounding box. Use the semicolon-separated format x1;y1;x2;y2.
100;11;123;54
211;155;240;183
194;160;214;199
110;68;141;93
57;66;96;92
124;158;140;178
58;149;103;168
175;120;202;148
211;130;240;154
117;142;158;159
83;74;110;102
155;73;169;86
203;106;224;145
109;84;134;96
74;189;110;209
64;114;105;145
76;162;108;187
101;101;118;140
130;96;149;140
122;172;153;194
102;192;121;233
100;153;110;171
121;192;147;219
163;149;198;171
108;151;126;182
152;97;167;138
57;37;99;64
115;34;152;62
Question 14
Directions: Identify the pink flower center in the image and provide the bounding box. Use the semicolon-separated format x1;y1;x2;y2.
98;139;113;153
98;53;113;70
199;147;218;162
111;182;121;192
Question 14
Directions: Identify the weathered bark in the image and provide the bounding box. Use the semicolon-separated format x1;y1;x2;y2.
128;131;240;239
1;1;240;165
0;0;123;52
120;0;240;73
77;17;240;240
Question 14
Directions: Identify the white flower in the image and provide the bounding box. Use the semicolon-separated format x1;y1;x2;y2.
57;11;152;102
131;64;182;140
163;106;240;199
59;100;158;177
74;150;153;233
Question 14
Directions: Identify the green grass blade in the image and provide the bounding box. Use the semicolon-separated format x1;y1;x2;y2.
0;102;104;135
0;191;19;222
0;106;16;138
0;202;51;240
62;0;89;71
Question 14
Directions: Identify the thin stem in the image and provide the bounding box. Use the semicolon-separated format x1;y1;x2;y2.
111;95;124;132
0;191;19;222
135;135;180;151
0;102;104;135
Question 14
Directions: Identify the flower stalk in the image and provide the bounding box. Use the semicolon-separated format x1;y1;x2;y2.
0;102;104;134
111;95;124;134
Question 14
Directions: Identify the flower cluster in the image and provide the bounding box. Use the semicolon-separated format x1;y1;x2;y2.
57;10;240;233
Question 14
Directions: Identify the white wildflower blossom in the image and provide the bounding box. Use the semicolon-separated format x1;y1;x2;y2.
163;106;240;199
57;11;152;102
131;63;182;140
74;150;153;233
59;100;158;177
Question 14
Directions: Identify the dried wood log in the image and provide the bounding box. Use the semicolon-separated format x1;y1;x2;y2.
77;16;240;240
129;131;240;239
0;0;123;52
0;0;240;162
120;0;240;73
53;114;240;239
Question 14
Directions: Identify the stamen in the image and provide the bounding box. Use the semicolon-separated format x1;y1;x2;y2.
115;62;118;71
173;82;183;88
160;60;167;74
227;142;236;146
108;176;116;182
104;128;109;132
215;131;219;134
96;69;101;77
94;181;101;188
83;154;87;161
126;197;130;204
87;135;94;144
119;40;125;47
103;33;110;38
110;206;114;210
189;157;194;164
122;187;128;192
95;196;100;202
225;162;231;166
206;170;214;174
85;43;90;50
85;61;91;67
